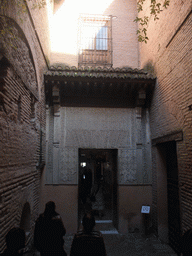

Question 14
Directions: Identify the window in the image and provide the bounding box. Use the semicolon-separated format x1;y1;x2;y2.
80;162;86;167
78;14;112;67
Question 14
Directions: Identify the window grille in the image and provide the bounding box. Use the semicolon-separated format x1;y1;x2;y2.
30;93;36;119
78;14;112;67
17;95;21;121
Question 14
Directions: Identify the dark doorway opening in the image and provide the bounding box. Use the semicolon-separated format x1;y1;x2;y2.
78;149;118;231
158;141;181;254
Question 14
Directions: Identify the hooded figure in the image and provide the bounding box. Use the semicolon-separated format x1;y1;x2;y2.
34;201;67;256
70;212;106;256
1;227;25;256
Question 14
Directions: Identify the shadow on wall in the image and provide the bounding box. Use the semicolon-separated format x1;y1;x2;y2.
142;61;156;108
121;210;153;235
143;61;156;76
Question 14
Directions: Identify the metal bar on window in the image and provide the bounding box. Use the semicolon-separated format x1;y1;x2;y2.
78;14;112;67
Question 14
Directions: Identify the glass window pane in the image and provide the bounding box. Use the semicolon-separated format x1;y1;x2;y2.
96;26;108;50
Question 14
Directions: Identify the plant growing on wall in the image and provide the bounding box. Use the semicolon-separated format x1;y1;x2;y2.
0;0;50;48
134;0;170;43
0;0;47;13
0;0;170;44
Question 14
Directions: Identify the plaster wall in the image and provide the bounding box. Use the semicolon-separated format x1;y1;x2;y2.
119;185;152;233
40;184;78;234
41;183;152;234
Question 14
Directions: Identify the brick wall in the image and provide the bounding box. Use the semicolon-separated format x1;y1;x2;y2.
0;59;40;253
139;0;192;236
0;1;48;252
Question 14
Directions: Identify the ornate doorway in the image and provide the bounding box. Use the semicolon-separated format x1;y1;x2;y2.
78;149;118;229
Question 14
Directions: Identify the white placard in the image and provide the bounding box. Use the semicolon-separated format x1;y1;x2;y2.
141;206;150;214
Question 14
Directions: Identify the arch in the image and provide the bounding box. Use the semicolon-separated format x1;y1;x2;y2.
0;15;39;99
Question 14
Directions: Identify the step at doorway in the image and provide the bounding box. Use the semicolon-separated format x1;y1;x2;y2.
95;220;119;234
79;220;119;234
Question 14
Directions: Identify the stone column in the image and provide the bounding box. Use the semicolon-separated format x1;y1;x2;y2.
53;104;61;184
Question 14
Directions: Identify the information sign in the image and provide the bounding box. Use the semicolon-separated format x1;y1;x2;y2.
141;206;150;214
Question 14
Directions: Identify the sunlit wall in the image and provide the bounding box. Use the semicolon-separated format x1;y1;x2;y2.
49;0;139;68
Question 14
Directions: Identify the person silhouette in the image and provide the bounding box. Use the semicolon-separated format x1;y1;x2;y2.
80;168;92;205
181;229;192;256
34;201;67;256
1;227;25;256
70;212;106;256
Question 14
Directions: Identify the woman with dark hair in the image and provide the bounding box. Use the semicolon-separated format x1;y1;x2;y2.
34;201;67;256
1;227;25;256
70;212;106;256
181;229;192;256
80;168;92;205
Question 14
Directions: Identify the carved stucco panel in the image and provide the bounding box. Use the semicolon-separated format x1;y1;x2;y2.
59;147;78;184
118;149;137;184
46;107;152;185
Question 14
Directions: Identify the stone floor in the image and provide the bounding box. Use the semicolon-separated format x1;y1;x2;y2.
63;233;177;256
26;231;177;256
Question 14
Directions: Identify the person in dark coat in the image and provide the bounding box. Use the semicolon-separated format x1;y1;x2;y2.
1;227;25;256
70;212;106;256
34;201;67;256
181;229;192;256
80;168;92;205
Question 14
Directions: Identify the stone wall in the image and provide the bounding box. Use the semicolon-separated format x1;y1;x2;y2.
139;0;192;238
